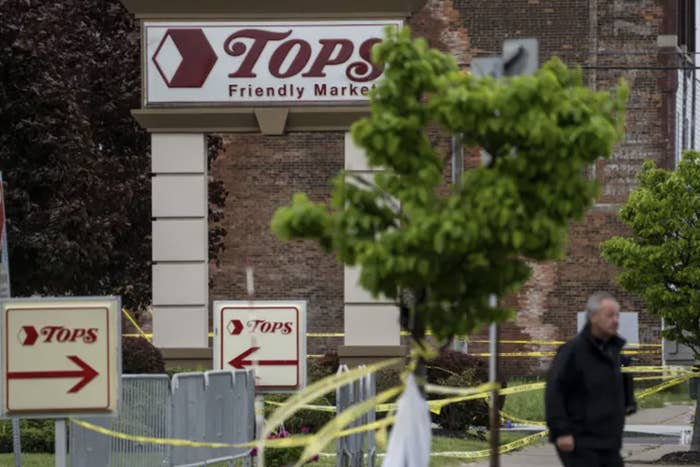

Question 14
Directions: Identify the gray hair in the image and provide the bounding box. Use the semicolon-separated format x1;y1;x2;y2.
585;291;618;319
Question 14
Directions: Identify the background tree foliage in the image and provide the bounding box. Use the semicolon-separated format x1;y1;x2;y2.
0;0;226;311
272;27;627;339
602;153;700;356
602;153;700;450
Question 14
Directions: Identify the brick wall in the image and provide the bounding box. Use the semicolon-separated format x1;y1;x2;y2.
439;0;671;374
209;0;677;374
209;133;345;354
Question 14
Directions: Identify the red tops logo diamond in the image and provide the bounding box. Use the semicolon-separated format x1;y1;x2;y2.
17;325;38;346
227;319;243;336
152;29;217;88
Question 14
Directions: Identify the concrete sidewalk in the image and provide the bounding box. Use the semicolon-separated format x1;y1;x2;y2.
462;404;695;466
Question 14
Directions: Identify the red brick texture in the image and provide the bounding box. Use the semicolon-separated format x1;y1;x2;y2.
209;0;676;373
209;133;345;354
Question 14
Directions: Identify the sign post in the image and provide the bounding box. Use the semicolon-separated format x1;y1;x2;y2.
0;173;20;467
213;301;306;391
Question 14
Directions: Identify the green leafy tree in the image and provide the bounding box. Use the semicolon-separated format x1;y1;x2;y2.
0;0;227;312
272;27;627;342
602;152;700;449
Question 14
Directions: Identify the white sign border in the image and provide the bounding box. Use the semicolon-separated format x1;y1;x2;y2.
142;20;402;107
0;296;122;419
213;300;307;393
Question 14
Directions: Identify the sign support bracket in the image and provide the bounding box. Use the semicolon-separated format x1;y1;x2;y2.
55;419;67;467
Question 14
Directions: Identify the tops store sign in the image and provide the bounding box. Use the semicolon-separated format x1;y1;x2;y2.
144;21;401;106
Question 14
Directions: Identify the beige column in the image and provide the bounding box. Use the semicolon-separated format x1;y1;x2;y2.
338;132;406;365
151;133;209;348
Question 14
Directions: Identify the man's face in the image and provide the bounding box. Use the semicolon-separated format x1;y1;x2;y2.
590;298;620;339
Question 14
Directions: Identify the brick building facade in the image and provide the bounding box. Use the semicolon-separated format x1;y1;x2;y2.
209;0;695;374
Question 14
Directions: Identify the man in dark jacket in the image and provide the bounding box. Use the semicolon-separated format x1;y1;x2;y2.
545;291;627;467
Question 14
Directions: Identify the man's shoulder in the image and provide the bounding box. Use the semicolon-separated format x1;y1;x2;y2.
556;335;585;357
554;339;574;358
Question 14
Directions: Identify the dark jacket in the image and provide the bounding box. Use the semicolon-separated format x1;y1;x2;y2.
545;324;627;450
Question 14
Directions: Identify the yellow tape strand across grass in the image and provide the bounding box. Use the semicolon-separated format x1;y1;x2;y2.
266;368;697;416
70;369;694;462
430;429;550;459
294;385;404;466
262;358;402;440
70;416;396;451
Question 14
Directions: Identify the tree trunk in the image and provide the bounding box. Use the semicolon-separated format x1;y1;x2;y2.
691;381;700;451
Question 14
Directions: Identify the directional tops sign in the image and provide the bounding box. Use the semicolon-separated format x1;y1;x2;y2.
213;301;306;391
144;21;401;105
1;297;121;417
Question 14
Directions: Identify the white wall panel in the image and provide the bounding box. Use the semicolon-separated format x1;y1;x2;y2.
152;134;206;173
152;219;207;261
152;175;206;217
152;306;208;348
153;263;207;306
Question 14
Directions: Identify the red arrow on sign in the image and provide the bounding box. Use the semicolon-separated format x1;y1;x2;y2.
228;346;298;370
7;355;99;393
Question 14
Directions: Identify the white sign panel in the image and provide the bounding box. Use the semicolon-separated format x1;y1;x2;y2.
1;297;121;417
214;301;306;391
144;21;401;105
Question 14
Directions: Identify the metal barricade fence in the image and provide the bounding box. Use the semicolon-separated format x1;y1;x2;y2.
336;366;376;467
69;370;255;467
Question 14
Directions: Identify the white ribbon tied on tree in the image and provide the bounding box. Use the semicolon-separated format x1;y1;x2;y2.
382;374;431;467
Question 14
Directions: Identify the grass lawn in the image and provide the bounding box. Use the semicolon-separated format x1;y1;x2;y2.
0;453;55;466
0;432;537;467
637;379;694;408
502;377;546;422
312;432;535;467
502;376;696;423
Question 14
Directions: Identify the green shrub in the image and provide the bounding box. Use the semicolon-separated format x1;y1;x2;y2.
307;352;340;383
121;337;165;374
427;350;490;432
0;419;54;453
426;350;487;383
264;394;334;433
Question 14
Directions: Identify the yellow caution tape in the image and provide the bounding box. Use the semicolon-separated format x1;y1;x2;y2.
425;381;501;397
71;372;689;459
465;339;660;347
70;418;255;449
431;429;549;459
296;385;404;466
636;375;691;400
633;375;692;382
467;350;660;357
121;309;151;342
500;410;546;426
426;382;500;414
266;381;498;415
70;415;394;451
122;332;216;338
266;400;336;413
500;382;546;396
121;330;663;350
623;365;698;373
319;428;549;460
498;374;693;428
263;357;402;441
468;352;556;357
335;415;396;438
